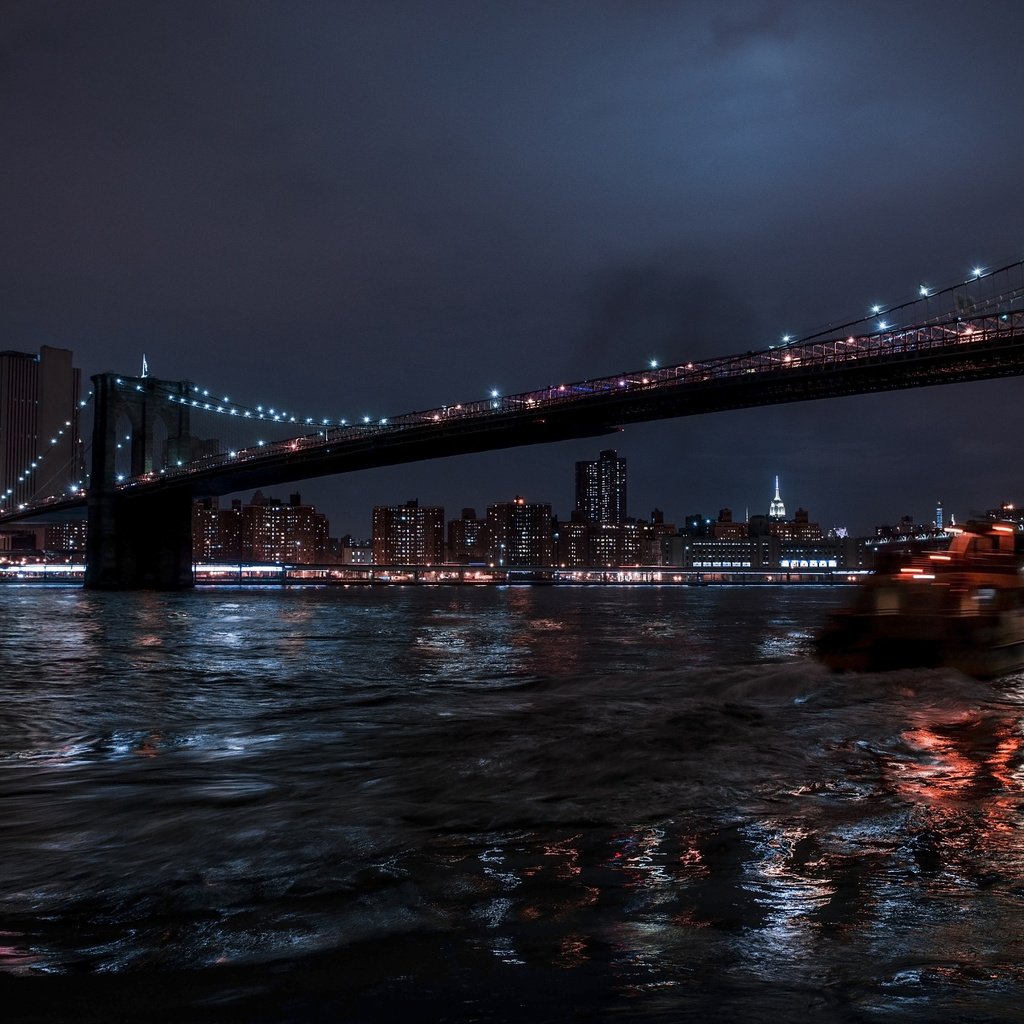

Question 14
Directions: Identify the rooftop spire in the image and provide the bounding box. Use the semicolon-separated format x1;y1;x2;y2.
769;475;786;519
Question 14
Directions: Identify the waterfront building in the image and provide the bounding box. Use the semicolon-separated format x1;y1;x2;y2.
935;500;944;531
193;498;222;561
683;513;714;537
447;507;489;563
646;510;677;565
42;520;88;557
554;515;665;568
769;507;823;542
340;538;373;565
589;523;637;566
372;499;445;565
218;500;244;561
0;345;82;514
747;514;770;537
663;536;772;571
553;515;589;567
660;533;864;573
575;449;627;524
712;507;748;540
194;492;330;564
486;497;553;566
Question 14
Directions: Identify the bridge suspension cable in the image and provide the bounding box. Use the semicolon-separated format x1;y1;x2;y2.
0;390;92;514
7;255;1024;517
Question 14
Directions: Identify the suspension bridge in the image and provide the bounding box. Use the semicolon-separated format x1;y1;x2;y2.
4;261;1024;587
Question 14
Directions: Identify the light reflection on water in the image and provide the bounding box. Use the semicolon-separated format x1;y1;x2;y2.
1;584;1024;1021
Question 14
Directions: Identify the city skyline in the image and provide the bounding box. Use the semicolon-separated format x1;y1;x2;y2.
194;462;959;555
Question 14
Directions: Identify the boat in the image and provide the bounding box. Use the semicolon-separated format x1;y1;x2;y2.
816;519;1024;678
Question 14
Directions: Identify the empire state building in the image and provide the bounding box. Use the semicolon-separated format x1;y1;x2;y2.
768;476;786;520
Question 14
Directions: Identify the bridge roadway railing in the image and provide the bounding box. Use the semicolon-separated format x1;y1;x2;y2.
112;309;1024;493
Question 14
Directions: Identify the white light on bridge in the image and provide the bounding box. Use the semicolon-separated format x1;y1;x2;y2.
871;304;882;314
919;285;930;297
782;335;791;343
878;320;888;330
973;267;984;278
649;359;658;368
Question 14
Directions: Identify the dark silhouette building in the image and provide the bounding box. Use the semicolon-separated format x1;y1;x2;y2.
0;345;81;514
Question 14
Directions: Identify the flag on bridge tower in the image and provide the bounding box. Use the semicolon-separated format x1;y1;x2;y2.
142;354;148;378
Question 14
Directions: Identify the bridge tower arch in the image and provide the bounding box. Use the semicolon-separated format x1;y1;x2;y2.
85;373;197;589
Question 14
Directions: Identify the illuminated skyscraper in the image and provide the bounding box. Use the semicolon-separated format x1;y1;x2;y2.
575;449;627;524
768;475;786;520
0;345;81;512
935;500;943;530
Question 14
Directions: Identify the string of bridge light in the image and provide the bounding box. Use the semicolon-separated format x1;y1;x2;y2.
153;382;380;430
1;414;88;512
763;261;1022;355
120;260;1024;442
164;260;1023;444
1;390;95;511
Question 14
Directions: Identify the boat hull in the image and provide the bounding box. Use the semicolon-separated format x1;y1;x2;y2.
817;608;1024;678
815;519;1024;679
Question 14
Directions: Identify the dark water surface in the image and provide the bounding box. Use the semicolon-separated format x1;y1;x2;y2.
3;584;1024;1022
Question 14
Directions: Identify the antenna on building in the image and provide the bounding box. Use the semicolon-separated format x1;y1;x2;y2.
141;354;149;378
769;475;786;520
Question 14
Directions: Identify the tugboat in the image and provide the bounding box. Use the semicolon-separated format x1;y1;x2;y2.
816;520;1024;678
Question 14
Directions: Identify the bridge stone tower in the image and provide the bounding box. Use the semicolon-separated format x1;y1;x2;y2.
85;373;197;589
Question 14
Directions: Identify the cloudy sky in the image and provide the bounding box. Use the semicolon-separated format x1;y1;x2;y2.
3;0;1024;535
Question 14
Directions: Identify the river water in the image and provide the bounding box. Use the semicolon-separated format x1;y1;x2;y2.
2;583;1024;1023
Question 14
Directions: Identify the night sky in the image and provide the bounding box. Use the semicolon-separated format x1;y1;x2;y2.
4;0;1024;537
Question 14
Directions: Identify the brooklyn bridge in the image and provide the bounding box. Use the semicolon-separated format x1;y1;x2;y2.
4;262;1024;588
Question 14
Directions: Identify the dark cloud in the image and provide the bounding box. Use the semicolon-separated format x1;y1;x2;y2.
708;1;796;52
